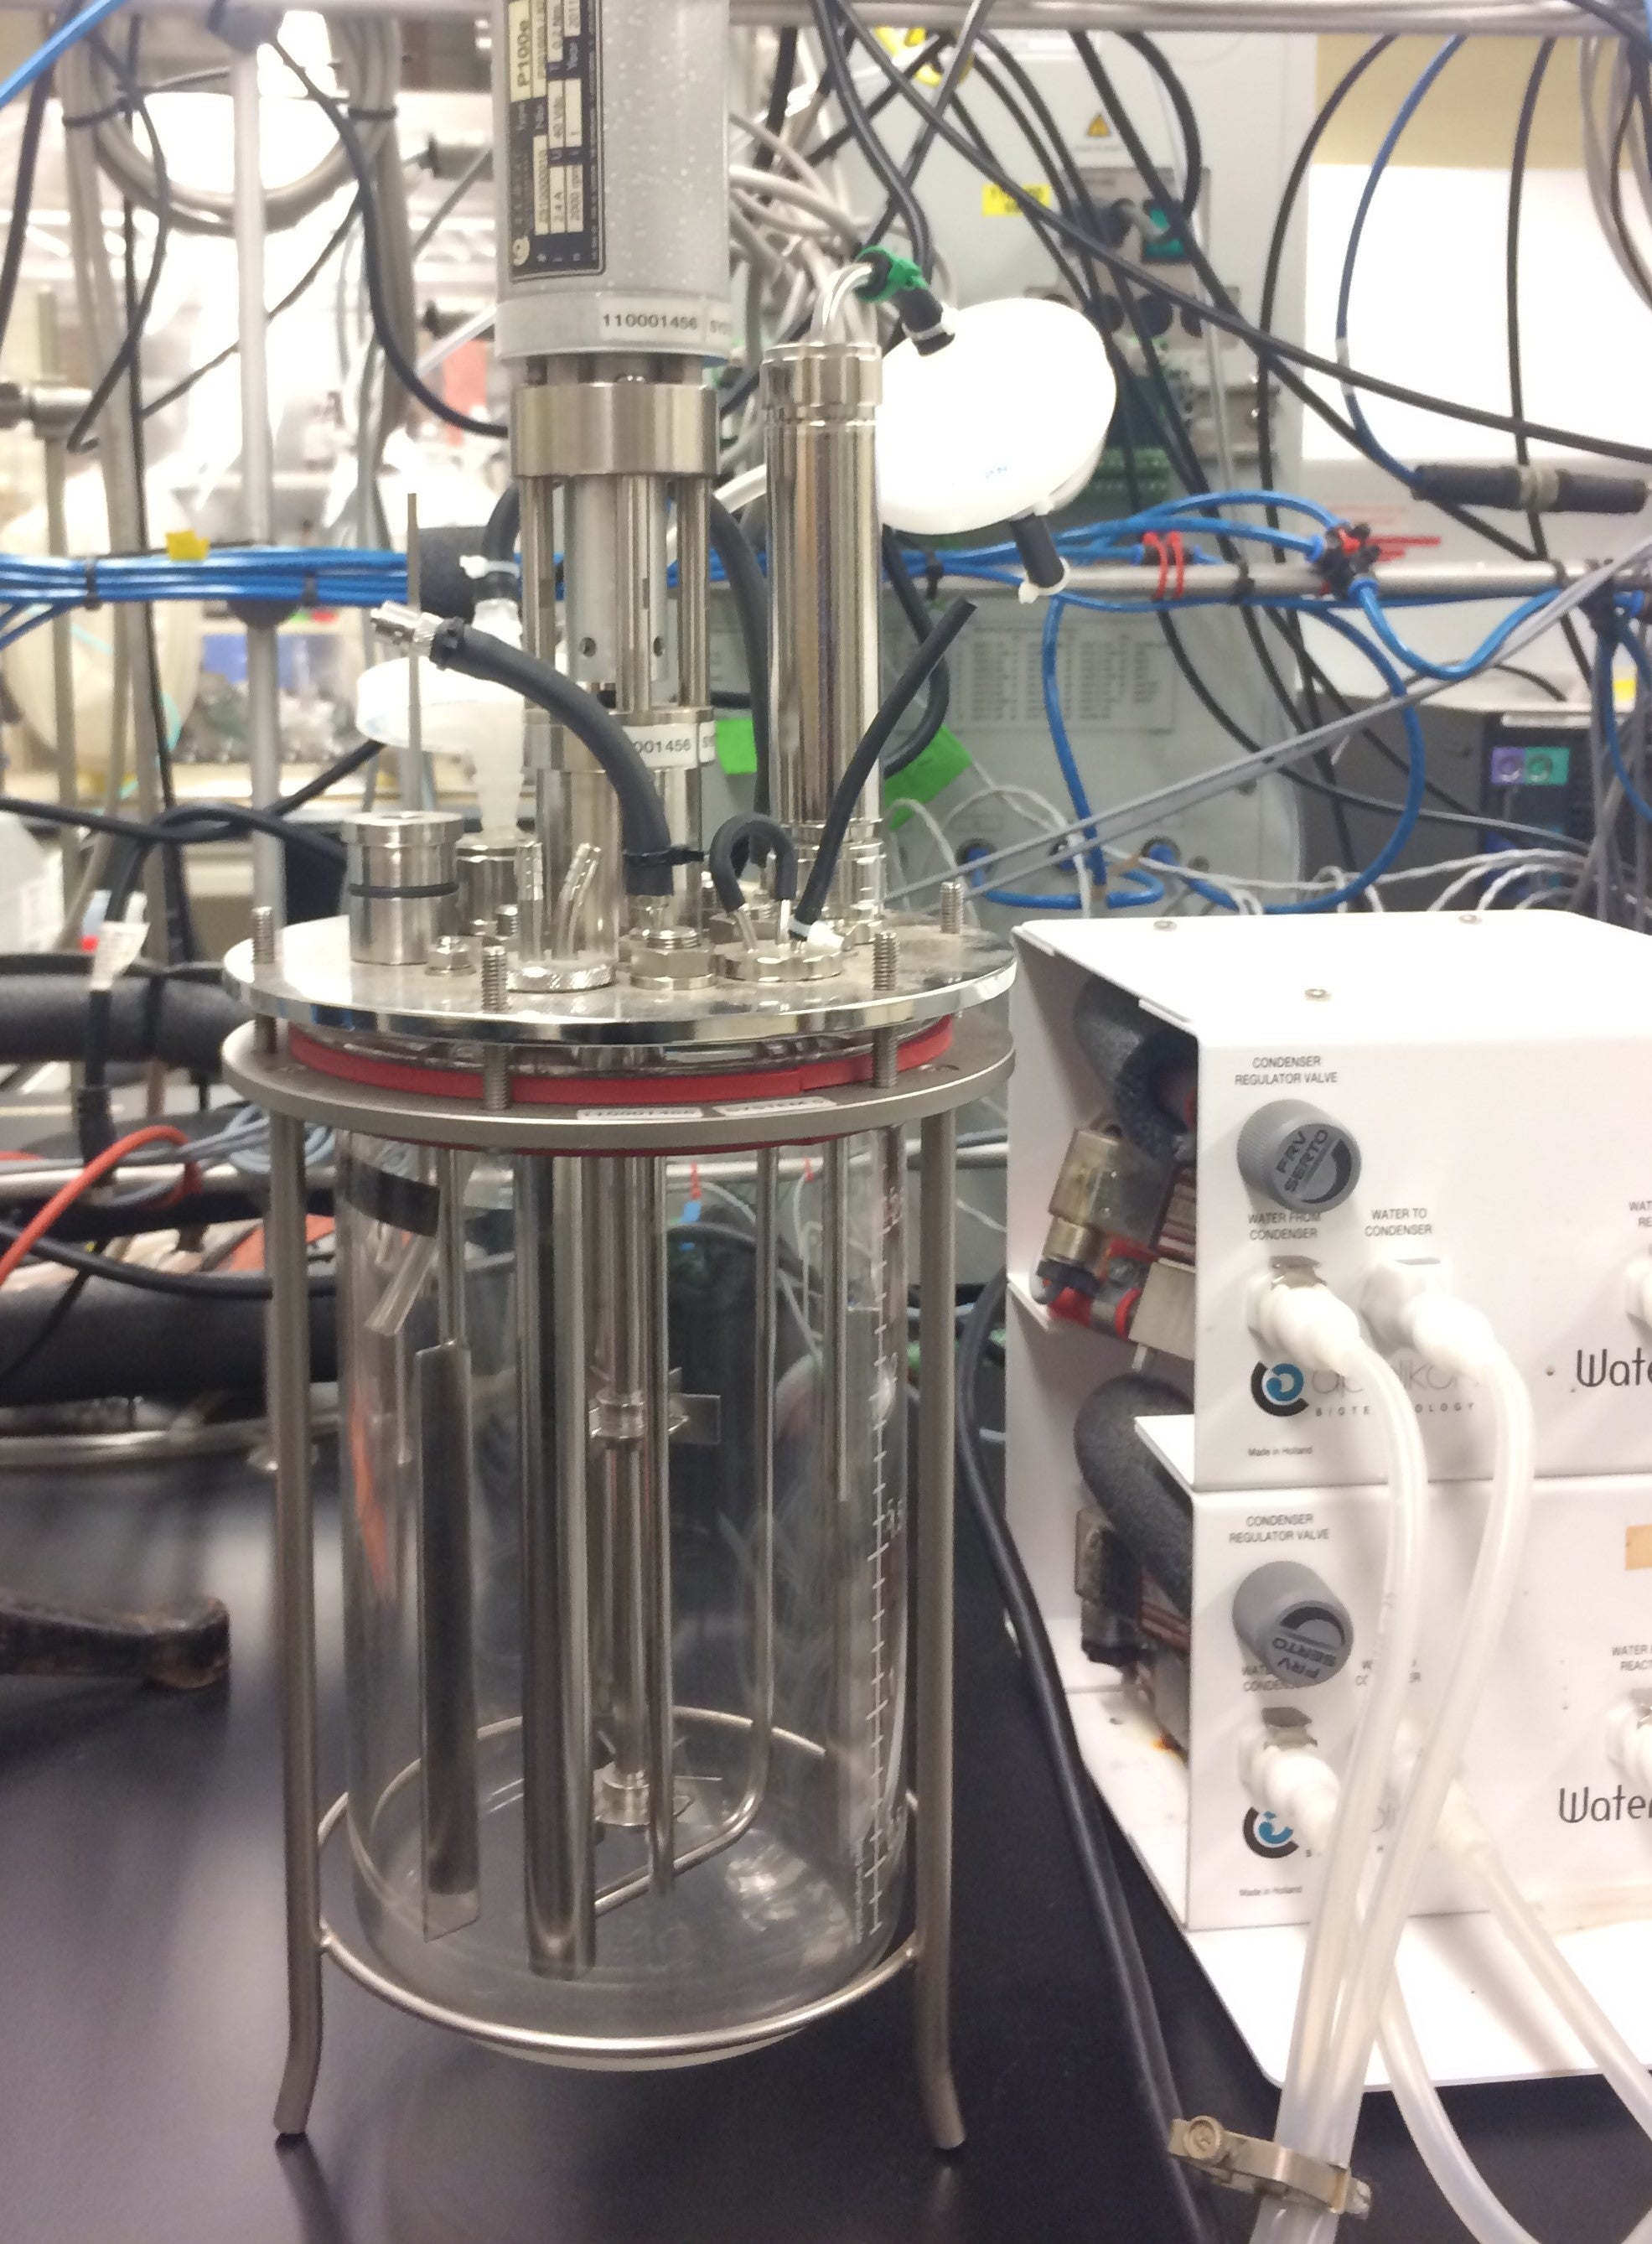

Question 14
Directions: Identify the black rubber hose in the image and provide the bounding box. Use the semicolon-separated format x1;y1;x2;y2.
708;497;773;812
427;621;676;896
479;482;521;602
881;531;950;778
0;1273;338;1405
1070;977;1198;1166
706;813;797;913
1073;1373;1194;1615
791;598;975;931
0;974;247;1073
955;1274;1219;2244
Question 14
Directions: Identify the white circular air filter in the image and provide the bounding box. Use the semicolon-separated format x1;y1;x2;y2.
876;297;1116;537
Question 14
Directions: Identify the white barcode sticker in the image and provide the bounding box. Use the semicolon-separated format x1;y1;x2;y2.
576;1106;704;1123
713;1096;836;1119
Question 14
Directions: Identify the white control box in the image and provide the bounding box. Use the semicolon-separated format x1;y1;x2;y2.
1005;914;1652;2081
1007;912;1652;1494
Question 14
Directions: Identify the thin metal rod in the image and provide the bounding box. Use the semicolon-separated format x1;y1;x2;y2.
821;1135;853;1849
21;0;1611;31
517;1153;597;1976
676;477;712;713
1052;558;1640;604
417;1148;479;1933
401;493;425;809
645;1156;676;1892
747;1148;778;1819
590;1151;774;1919
268;1106;323;2137
232;49;284;920
614;473;656;718
36;292;79;900
914;1107;964;2153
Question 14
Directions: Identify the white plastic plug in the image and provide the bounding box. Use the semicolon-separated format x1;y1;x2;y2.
1247;1266;1365;1377
1607;1698;1652;1796
88;895;148;992
797;919;844;957
1239;1718;1340;1854
1364;1257;1497;1377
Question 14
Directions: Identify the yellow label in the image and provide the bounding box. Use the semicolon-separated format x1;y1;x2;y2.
1629;1525;1652;1570
981;181;1052;216
1085;111;1112;137
874;24;948;86
164;530;209;562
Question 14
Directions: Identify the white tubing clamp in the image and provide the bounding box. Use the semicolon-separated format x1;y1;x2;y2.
1168;2117;1372;2220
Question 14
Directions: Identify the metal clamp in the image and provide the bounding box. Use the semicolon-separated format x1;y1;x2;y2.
1168;2117;1371;2221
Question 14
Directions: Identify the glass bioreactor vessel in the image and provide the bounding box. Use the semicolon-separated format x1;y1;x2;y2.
224;0;1012;2146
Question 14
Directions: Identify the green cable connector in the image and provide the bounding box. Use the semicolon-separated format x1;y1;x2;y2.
852;246;926;304
884;723;973;828
713;714;758;777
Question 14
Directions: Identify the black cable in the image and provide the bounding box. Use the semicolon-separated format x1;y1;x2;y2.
0;70;52;362
273;43;507;441
1121;33;1203;221
808;0;934;276
881;531;951;777
0;1223;334;1299
793;598;974;929
65;35;171;454
1036;43;1359;848
955;1272;1218;2244
841;14;1652;473
708;498;773;811
1494;659;1569;703
809;34;948;168
752;26;798;168
426;623;676;894
0;792;347;865
1505;41;1613;690
275;734;381;814
142;194;363;422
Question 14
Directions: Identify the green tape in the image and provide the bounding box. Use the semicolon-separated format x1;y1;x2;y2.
713;715;758;777
884;724;973;827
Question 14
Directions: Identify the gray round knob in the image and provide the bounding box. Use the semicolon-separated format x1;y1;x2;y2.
1232;1562;1354;1686
1236;1100;1361;1214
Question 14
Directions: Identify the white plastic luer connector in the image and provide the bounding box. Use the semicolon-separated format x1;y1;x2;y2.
1364;1257;1498;1378
1246;1265;1365;1377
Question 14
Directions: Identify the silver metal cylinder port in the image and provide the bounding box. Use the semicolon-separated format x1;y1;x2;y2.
345;811;463;966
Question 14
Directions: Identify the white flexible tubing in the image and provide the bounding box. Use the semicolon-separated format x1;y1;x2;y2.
1247;1335;1432;2244
1309;1350;1536;2180
1381;1987;1652;2244
1454;1804;1652;2141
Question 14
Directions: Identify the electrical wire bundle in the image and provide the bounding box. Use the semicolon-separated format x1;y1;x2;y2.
0;546;407;657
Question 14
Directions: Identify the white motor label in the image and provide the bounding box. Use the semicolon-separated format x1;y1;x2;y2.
624;718;717;770
594;296;733;355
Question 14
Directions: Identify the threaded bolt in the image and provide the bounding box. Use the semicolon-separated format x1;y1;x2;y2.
873;927;899;991
251;904;277;968
480;937;509;1012
938;877;965;936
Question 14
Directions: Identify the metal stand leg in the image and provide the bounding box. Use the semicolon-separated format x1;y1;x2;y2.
268;1107;323;2138
914;1109;965;2153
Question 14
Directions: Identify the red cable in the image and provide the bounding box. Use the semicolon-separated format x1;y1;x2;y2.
1168;531;1186;600
1142;531;1168;602
0;1123;203;1293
